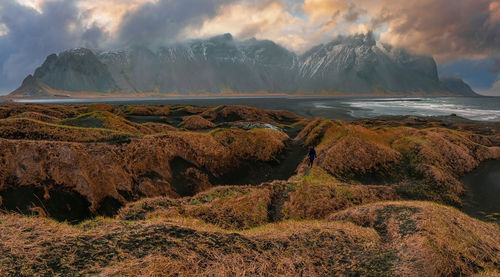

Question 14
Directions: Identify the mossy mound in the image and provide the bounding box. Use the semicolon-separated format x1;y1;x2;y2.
284;168;399;220
59;110;164;134
0;214;392;276
11;111;60;123
297;118;500;206
0;127;290;220
211;128;289;162
117;169;399;230
1;200;498;276
180;115;216;130
330;201;500;276
0;103;79;119
118;186;271;229
0;118;131;142
199;105;301;125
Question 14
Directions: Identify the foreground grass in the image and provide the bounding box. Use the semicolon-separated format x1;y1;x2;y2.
1;200;498;276
0;213;390;276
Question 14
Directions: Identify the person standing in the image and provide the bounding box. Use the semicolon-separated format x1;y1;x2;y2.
308;147;317;167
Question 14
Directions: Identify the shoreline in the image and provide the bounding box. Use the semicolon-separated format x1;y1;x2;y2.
2;90;492;102
4;96;500;122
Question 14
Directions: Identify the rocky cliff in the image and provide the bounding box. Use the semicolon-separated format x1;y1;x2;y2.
440;76;478;96
32;48;117;92
298;33;448;93
11;33;477;96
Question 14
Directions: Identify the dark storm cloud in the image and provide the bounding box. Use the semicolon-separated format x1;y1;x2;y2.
0;0;108;93
115;0;236;47
368;0;500;62
342;3;363;23
488;59;500;73
0;0;237;93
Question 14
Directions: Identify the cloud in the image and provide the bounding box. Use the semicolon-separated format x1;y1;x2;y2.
488;58;500;73
183;0;310;51
0;0;235;92
369;0;500;62
297;0;500;91
0;0;110;93
296;0;500;63
114;0;237;48
302;0;350;25
1;0;500;93
476;77;500;95
77;0;154;33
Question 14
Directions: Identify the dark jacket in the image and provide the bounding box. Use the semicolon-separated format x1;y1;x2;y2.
308;148;317;159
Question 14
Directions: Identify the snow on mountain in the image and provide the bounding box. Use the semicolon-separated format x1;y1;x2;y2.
11;33;476;96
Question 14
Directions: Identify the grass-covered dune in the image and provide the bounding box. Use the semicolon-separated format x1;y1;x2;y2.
0;103;303;222
117;168;398;229
0;200;498;276
296;117;500;206
1;103;499;219
0;103;499;275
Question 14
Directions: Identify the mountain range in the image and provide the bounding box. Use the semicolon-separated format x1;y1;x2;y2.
11;32;478;97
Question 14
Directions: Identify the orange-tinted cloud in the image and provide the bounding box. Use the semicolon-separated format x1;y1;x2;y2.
302;0;349;24
77;0;154;32
296;0;500;62
183;0;311;51
489;1;500;23
0;23;7;36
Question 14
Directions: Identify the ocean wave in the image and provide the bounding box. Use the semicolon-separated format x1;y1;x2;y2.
343;98;500;121
313;103;335;109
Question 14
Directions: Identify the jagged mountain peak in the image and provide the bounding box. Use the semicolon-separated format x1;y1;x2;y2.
31;47;117;93
10;32;478;96
10;74;52;97
330;31;377;47
60;48;95;57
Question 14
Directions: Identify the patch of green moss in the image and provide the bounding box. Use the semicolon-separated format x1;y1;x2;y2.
58;111;107;128
207;128;226;136
188;187;253;205
302;167;340;184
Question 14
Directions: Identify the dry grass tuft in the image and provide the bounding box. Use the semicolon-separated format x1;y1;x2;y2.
154;106;171;116
87;103;114;112
118;186;271;229
11;111;60;123
126;106;156;116
330;201;500;276
0;117;131;142
0;213;391;276
297;118;500;205
211;128;289;161
180;115;216;130
284;167;399;220
2;200;498;276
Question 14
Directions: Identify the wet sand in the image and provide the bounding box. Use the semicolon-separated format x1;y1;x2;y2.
462;159;500;224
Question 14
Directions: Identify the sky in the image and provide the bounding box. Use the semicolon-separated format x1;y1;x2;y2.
1;0;500;95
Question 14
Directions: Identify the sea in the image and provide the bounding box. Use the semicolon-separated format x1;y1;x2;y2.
14;96;500;122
